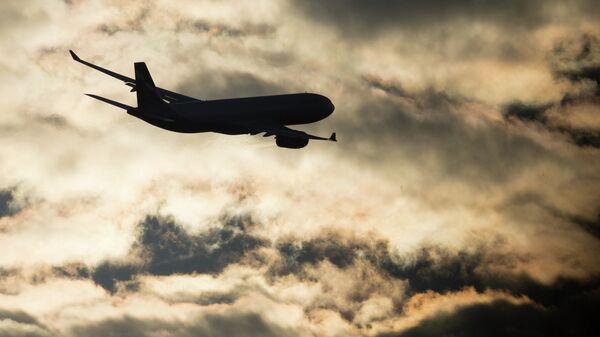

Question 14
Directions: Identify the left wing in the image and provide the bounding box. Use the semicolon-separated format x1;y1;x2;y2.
70;50;199;103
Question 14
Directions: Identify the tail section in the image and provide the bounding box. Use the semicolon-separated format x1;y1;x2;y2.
85;62;173;121
134;62;156;88
134;62;167;113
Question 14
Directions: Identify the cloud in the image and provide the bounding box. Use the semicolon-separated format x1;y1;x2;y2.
176;69;287;100
502;100;600;147
269;230;600;310
78;212;600;327
68;312;295;337
0;309;41;327
503;102;550;124
0;0;48;37
0;308;53;337
137;214;267;275
551;33;600;88
0;189;18;218
95;2;152;35
339;83;560;185
271;233;376;276
289;0;570;37
1;0;600;336
500;33;600;148
380;294;600;337
88;213;268;292
176;19;276;38
345;70;600;269
501;192;600;240
90;262;139;293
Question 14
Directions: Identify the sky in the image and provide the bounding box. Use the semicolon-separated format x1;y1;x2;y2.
0;0;599;336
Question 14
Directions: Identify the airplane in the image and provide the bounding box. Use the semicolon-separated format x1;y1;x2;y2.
70;50;336;148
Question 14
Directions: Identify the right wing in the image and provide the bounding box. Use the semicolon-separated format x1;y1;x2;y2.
69;50;200;103
247;121;336;142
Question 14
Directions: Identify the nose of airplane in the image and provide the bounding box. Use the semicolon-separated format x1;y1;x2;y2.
321;96;334;116
312;94;335;118
328;98;335;113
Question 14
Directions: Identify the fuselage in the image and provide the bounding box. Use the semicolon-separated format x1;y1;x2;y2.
129;93;335;134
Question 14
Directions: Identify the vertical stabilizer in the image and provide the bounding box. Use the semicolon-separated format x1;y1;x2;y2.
134;62;156;88
134;62;165;111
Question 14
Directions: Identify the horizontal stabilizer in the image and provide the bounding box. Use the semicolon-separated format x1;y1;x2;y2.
85;94;133;110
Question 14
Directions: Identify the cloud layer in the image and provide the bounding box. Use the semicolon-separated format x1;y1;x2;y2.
0;0;599;336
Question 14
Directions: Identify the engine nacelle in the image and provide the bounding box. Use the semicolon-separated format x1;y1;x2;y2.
275;136;309;149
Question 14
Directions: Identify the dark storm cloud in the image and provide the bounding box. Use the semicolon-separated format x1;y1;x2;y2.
503;102;550;124
502;192;600;240
95;218;539;300
568;213;600;239
270;231;600;314
69;312;294;337
91;262;139;293
503;100;600;148
381;294;600;337
363;75;466;109
0;308;51;337
501;33;600;147
363;76;411;99
290;0;554;36
561;66;600;91
86;212;564;302
552;33;600;90
0;309;41;326
192;292;238;306
387;245;600;310
550;34;600;99
270;234;378;276
137;214;267;275
339;86;560;185
381;244;510;294
566;129;600;148
0;188;19;218
89;213;268;292
31;214;600;331
176;70;287;100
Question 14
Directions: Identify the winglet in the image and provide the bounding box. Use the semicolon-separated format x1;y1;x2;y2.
329;132;337;142
69;50;80;61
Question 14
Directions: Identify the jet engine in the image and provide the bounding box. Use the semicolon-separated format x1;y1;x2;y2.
275;136;309;149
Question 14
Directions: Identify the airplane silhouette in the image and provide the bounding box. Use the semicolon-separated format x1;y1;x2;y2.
70;51;336;148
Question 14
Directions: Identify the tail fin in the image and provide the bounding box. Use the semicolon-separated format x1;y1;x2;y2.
134;62;165;111
134;62;156;88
